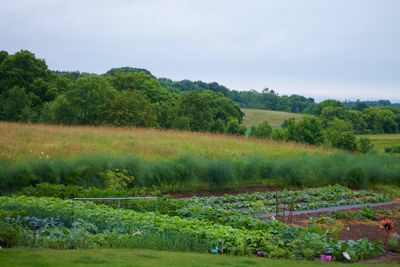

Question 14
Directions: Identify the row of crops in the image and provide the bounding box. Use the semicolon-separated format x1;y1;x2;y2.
114;185;391;230
0;185;391;261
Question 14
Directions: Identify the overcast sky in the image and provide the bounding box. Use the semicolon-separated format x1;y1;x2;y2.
1;0;399;102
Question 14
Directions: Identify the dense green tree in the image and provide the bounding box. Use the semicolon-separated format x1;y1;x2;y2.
46;76;117;125
320;105;348;126
177;90;243;132
109;71;180;128
105;67;153;77
0;87;38;121
105;91;158;127
270;128;288;141
211;119;227;133
159;78;315;113
353;101;369;111
40;94;73;124
0;51;8;64
249;121;273;138
179;91;213;131
109;71;169;102
311;99;344;115
171;116;191;131
207;91;244;123
327;131;357;151
154;95;181;128
325;118;353;136
363;107;398;133
346;110;367;134
0;50;57;102
226;118;246;136
286;117;324;145
0;50;61;122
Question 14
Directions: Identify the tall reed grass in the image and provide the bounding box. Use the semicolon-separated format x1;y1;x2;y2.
0;152;399;193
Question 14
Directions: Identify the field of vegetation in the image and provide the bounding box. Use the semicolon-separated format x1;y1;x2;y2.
1;50;399;265
0;185;392;262
0;121;326;162
1;122;400;195
358;134;400;153
242;109;305;127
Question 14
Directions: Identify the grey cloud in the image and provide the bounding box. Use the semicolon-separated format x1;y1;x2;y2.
0;0;399;101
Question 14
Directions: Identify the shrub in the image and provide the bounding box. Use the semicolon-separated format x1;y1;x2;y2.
385;145;400;154
205;160;234;190
226;118;246;136
270;128;288;141
327;131;357;151
357;137;374;153
249;121;272;138
0;221;21;247
345;167;367;189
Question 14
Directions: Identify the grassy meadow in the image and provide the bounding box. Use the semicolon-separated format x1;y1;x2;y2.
242;108;305;127
0;121;327;162
0;248;397;267
358;134;400;152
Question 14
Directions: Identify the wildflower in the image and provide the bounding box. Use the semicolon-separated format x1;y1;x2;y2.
379;218;394;237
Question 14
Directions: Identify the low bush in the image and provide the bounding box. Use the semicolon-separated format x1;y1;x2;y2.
385;145;400;154
388;234;400;253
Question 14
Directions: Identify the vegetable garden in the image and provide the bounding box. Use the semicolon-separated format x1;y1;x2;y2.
0;185;395;262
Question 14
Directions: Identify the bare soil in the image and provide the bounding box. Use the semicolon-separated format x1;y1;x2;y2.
290;203;400;263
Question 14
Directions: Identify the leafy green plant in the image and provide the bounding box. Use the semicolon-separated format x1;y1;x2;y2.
356;206;378;221
0;221;21;247
0;195;384;261
388;234;400;253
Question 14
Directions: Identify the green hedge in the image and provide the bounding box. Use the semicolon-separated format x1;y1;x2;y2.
0;152;399;193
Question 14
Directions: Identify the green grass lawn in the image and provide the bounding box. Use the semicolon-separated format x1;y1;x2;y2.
358;134;400;152
242;108;305;127
0;248;396;267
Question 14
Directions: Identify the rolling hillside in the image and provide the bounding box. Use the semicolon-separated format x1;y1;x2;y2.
0;121;328;162
242;109;305;127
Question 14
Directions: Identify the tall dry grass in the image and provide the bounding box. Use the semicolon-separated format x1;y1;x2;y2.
0;121;329;161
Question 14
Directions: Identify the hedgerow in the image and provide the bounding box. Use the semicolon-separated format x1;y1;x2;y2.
0;152;399;193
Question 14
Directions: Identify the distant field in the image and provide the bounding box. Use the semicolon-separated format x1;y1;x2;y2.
0;121;328;162
0;248;396;267
242;109;305;127
358;134;400;152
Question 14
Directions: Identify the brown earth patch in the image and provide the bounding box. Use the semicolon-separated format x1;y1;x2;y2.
290;203;400;263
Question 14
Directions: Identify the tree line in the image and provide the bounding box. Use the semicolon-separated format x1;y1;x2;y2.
0;50;244;135
159;78;316;113
248;99;400;152
0;50;399;151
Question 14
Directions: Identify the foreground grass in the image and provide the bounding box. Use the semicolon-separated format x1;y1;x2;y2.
242;108;304;127
0;121;328;161
358;134;400;152
0;248;396;267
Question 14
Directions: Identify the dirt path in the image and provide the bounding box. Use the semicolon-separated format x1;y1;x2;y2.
259;201;399;219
